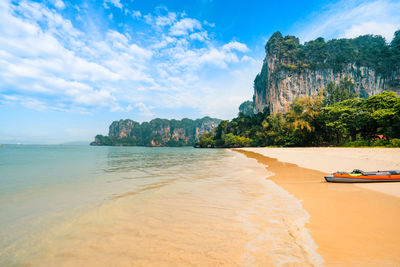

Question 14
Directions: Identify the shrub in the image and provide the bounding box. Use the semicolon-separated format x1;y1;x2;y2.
222;133;252;147
343;140;370;147
389;138;400;147
371;139;389;147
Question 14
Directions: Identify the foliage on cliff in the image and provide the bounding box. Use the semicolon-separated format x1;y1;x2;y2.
238;100;254;116
91;117;221;147
196;88;400;148
266;30;400;75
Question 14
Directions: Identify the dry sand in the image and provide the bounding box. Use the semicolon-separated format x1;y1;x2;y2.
240;147;400;198
236;147;400;266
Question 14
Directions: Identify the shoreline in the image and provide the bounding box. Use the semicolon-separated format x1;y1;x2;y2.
235;147;400;266
5;148;322;266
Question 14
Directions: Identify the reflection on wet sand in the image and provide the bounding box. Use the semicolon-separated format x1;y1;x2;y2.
111;178;180;199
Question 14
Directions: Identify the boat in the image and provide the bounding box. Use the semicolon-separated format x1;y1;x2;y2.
324;169;400;183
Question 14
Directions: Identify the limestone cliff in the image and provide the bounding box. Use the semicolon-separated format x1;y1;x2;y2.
91;117;221;146
253;31;400;113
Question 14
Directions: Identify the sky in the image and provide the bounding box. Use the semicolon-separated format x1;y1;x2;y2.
0;0;399;144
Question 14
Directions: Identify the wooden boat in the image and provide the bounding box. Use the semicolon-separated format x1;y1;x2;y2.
325;169;400;183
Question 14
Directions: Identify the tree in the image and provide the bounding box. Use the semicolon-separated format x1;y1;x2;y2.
238;100;254;116
323;76;356;106
391;30;400;70
362;91;400;138
320;100;360;144
263;113;290;146
286;91;324;145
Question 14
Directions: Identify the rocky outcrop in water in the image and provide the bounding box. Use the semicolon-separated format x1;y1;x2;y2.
91;117;221;146
253;31;400;113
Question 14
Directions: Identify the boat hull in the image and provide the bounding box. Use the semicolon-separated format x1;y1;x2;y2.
324;175;400;183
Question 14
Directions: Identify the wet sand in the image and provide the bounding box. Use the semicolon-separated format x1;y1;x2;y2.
24;151;322;266
236;148;400;266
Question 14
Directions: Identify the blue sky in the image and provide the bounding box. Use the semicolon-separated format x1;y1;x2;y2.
1;0;399;144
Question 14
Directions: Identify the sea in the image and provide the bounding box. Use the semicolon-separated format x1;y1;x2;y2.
0;145;322;266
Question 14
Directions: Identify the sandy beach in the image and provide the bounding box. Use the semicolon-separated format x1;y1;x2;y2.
236;147;400;266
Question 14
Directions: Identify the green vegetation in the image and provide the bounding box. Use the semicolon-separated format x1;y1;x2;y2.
323;76;357;106
196;81;400;148
266;30;400;76
238;100;254;117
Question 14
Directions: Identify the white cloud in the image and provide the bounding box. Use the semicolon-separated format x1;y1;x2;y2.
129;44;153;59
134;102;155;117
106;30;129;47
132;10;141;18
223;41;249;52
189;31;208;41
126;104;133;112
203;21;215;28
155;12;177;26
295;0;400;42
199;48;239;68
104;0;122;9
0;1;151;111
53;0;65;10
1;94;67;111
342;21;399;40
240;55;258;65
169;18;202;36
0;1;256;119
144;14;153;25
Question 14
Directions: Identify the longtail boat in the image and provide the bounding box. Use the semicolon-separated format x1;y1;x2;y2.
324;169;400;183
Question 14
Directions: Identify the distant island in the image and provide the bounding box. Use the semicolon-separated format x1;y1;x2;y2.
91;117;220;147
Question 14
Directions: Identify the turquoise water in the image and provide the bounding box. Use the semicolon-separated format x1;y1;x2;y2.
0;145;227;264
0;145;321;266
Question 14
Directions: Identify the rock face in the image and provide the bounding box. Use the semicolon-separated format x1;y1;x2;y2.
91;117;221;146
253;31;400;113
109;120;141;139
